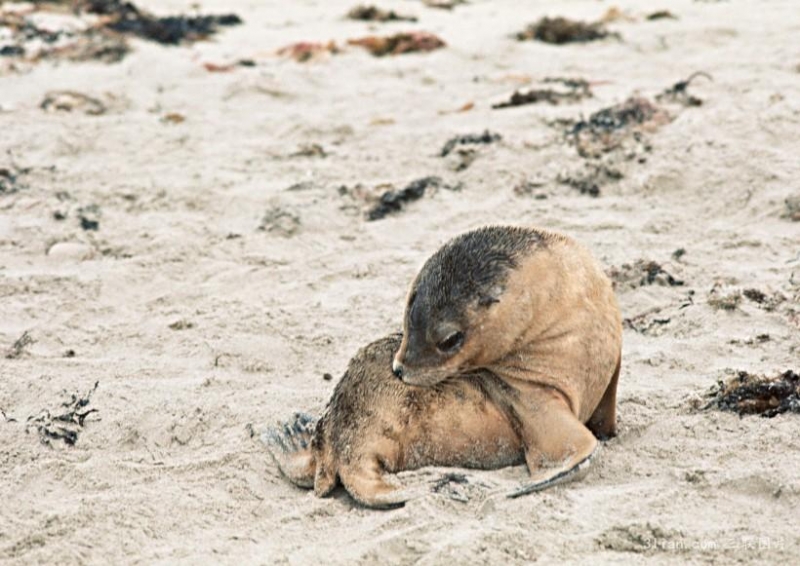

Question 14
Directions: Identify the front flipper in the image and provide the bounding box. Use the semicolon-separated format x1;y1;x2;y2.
263;412;318;488
505;383;599;498
508;444;598;498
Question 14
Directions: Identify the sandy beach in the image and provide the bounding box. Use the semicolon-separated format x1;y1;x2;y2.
1;0;799;563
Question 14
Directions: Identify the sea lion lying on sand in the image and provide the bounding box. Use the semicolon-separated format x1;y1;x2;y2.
267;225;621;507
266;333;525;508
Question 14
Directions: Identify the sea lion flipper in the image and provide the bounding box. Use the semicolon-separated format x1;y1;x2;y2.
507;445;598;498
508;385;599;495
264;412;318;488
339;458;411;509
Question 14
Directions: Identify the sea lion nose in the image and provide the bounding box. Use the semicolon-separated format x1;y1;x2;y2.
392;361;404;379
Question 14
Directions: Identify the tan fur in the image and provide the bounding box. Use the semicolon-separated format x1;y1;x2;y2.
268;226;622;506
393;226;622;492
267;335;523;508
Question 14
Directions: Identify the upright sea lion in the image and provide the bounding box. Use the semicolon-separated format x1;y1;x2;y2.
392;225;622;495
266;334;524;508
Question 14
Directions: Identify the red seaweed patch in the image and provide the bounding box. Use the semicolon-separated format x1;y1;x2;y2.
348;31;445;56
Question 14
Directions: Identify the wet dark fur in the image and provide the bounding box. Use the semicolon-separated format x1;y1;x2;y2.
404;226;547;365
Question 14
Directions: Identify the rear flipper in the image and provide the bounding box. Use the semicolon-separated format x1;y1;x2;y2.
264;412;318;488
339;456;420;509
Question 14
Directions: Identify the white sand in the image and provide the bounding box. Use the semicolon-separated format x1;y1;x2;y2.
1;0;799;563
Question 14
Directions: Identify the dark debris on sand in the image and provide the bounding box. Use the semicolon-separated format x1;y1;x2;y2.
0;1;242;68
422;0;468;10
347;5;417;23
783;196;800;221
440;130;501;157
348;31;445;56
623;308;672;335
77;204;101;231
607;259;685;290
259;205;301;237
81;1;241;45
493;78;592;109
647;10;678;20
5;331;34;359
26;381;100;446
706;370;800;418
557;163;622;197
0;164;30;195
516;16;614;45
367;176;450;221
430;472;470;503
656;72;712;107
566;96;671;158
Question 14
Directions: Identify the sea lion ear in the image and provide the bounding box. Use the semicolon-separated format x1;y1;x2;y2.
478;285;503;307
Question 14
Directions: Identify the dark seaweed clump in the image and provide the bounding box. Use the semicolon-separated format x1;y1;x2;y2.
565;96;668;158
0;165;30;195
347;5;417;23
571;97;660;137
440;130;502;157
516;17;611;44
85;1;242;45
367;176;443;221
26;382;100;446
707;370;800;418
493;78;592;109
0;0;242;62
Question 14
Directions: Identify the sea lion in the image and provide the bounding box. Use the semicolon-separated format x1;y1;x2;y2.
266;334;525;508
392;225;622;495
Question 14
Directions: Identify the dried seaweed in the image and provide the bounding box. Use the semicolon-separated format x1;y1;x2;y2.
741;288;785;311
85;1;242;45
623;307;671;335
0;164;30;195
0;1;241;69
566;96;671;158
608;260;684;290
516;17;612;44
422;0;468;9
440;130;501;157
277;41;339;63
367;176;444;220
430;472;470;503
259;206;301;237
348;31;445;56
706;370;800;418
493;78;592;109
77;204;101;231
347;5;417;22
782;196;800;221
557;163;622;197
647;10;677;20
291;144;327;158
707;285;742;311
27;381;100;446
41;91;107;115
656;72;712;107
5;331;34;359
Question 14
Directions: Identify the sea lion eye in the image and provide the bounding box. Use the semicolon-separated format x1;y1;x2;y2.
436;331;465;354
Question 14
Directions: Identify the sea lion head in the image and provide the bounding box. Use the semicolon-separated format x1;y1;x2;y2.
392;226;541;386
